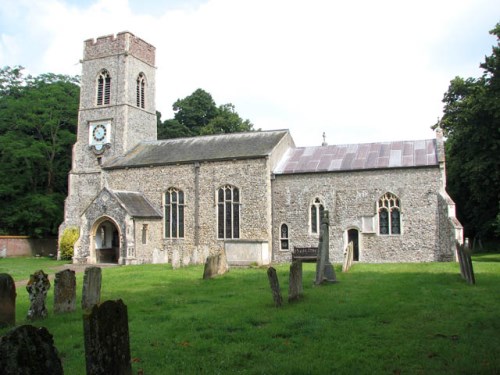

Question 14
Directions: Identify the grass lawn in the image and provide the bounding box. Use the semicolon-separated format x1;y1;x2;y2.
1;254;500;374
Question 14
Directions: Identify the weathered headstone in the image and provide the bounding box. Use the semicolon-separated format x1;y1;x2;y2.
288;260;303;302
315;210;337;285
83;299;132;375
267;267;283;307
342;241;354;272
0;245;6;258
26;270;50;320
82;267;102;311
456;241;475;285
203;252;229;279
0;325;63;375
0;273;16;327
54;269;76;313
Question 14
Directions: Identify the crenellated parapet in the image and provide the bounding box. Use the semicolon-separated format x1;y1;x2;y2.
84;31;155;66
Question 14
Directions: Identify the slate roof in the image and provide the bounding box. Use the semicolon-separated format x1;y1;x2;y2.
274;139;439;175
104;130;289;169
112;190;162;218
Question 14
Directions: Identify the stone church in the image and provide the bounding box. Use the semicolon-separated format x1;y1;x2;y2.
59;31;463;266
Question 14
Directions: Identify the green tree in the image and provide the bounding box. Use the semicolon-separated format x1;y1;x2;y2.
0;66;79;237
158;88;254;139
438;24;500;240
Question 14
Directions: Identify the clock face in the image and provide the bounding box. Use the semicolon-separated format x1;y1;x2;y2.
93;124;107;142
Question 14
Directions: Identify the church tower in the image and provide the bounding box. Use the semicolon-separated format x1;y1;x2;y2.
61;32;157;229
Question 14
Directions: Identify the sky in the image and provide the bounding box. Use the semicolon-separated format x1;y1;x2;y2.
0;0;498;147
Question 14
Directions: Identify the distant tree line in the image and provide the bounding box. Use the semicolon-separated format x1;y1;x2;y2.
0;24;498;241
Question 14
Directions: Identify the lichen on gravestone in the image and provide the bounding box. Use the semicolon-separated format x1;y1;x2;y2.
82;267;102;311
26;270;50;320
54;269;76;313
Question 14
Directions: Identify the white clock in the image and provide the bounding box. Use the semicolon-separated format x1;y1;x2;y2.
89;122;111;145
93;124;107;142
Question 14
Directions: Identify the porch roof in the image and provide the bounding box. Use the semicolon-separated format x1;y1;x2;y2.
112;190;162;218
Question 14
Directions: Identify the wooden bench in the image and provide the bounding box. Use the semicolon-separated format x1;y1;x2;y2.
292;247;318;263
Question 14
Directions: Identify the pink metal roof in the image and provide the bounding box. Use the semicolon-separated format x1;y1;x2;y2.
274;139;438;174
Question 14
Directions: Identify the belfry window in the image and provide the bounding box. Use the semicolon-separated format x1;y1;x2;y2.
378;192;401;235
280;224;289;250
165;188;184;238
136;73;145;108
217;185;240;239
310;198;324;234
97;70;111;105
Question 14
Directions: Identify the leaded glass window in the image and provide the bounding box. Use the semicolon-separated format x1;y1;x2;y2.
280;224;289;250
311;198;324;234
165;188;184;238
378;192;401;235
97;70;111;105
217;185;240;239
136;73;145;108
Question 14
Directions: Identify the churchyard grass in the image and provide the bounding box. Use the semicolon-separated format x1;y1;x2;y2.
1;254;500;374
0;256;69;281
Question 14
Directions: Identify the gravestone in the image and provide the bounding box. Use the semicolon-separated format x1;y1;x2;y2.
267;267;283;307
0;245;6;258
82;267;102;311
456;241;475;285
26;270;50;320
342;241;354;272
288;260;303;302
54;269;76;313
203;252;229;279
0;273;16;327
0;325;63;375
315;210;337;285
83;299;132;375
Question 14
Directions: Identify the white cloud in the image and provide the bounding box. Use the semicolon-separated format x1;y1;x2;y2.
0;0;498;146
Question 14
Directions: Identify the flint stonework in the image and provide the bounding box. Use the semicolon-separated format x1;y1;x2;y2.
267;267;283;307
0;273;16;327
82;267;102;311
26;270;50;320
0;325;63;375
203;252;229;279
54;269;76;313
83;299;132;375
288;260;303;302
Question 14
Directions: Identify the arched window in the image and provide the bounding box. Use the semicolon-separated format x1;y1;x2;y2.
310;198;324;234
280;224;289;250
136;73;145;108
378;192;401;235
217;185;240;239
97;70;111;105
165;188;184;238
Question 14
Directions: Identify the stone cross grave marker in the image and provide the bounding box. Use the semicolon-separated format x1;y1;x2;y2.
0;273;16;327
82;266;102;311
203;252;229;279
0;325;63;375
315;210;337;285
54;269;76;313
288;260;303;302
83;299;132;375
267;267;283;307
26;270;50;320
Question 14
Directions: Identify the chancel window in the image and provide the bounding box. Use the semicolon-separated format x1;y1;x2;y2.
136;73;145;108
97;70;111;105
310;198;324;234
217;185;240;239
165;188;184;238
280;224;289;250
378;192;401;235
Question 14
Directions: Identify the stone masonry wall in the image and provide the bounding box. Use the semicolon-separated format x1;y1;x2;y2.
272;166;443;263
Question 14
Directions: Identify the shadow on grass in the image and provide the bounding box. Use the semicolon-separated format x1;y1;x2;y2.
472;252;500;262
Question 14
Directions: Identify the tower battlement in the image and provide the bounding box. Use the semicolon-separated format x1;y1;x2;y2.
84;31;155;66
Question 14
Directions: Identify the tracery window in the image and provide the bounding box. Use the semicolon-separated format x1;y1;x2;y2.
310;198;324;234
165;188;184;238
280;224;289;250
217;185;240;239
378;192;401;235
136;73;145;108
97;70;111;105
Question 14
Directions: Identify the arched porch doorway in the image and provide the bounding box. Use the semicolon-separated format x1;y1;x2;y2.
93;218;120;264
347;228;360;261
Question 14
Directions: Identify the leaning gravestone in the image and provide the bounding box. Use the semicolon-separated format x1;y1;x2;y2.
288;260;303;302
83;299;132;375
26;270;50;320
267;267;283;307
203;252;229;279
82;267;102;311
0;325;63;375
54;269;76;313
315;210;337;285
0;273;16;327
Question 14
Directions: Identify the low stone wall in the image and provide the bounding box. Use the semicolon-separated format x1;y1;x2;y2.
0;236;57;257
